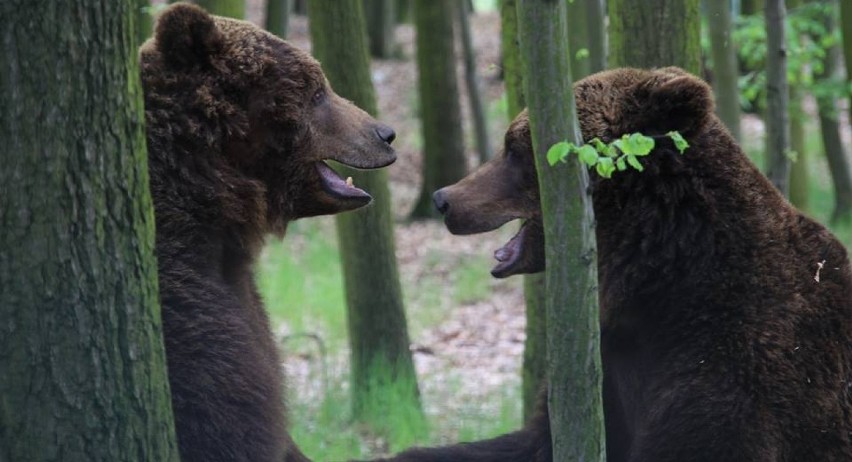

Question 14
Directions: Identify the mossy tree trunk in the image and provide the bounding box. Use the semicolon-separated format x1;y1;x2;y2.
501;0;547;422
706;0;742;141
764;0;790;196
364;0;397;58
516;1;604;460
585;0;607;74
410;0;467;219
266;0;291;39
0;1;179;460
816;0;852;224
195;0;244;18
608;0;701;75
457;0;492;165
138;0;153;44
307;0;422;421
567;0;590;79
840;0;852;137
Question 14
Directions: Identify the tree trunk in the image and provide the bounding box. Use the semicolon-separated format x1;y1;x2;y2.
788;87;807;209
0;1;179;460
196;0;245;18
364;0;397;58
138;0;153;44
567;0;591;79
741;0;765;15
840;0;852;136
307;0;422;422
293;0;307;14
501;0;547;422
516;1;604;461
585;0;607;74
764;0;790;196
266;0;291;39
706;0;742;141
410;0;467;219
816;0;852;224
607;0;702;75
457;0;492;164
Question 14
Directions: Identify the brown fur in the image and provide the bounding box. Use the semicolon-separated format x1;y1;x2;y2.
140;4;396;461
382;68;852;461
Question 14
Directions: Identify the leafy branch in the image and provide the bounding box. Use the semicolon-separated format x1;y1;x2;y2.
546;132;688;178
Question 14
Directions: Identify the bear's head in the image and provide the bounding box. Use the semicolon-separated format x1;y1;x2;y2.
433;67;714;278
141;3;396;235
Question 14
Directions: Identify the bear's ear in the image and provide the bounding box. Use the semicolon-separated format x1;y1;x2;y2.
154;3;224;68
644;71;714;136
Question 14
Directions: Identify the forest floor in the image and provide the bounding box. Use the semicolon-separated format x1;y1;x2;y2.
199;2;852;459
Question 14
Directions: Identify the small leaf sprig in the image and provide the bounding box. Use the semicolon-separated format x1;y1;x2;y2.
546;131;689;178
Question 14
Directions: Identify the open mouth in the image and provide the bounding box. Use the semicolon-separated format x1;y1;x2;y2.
491;219;544;278
316;161;372;206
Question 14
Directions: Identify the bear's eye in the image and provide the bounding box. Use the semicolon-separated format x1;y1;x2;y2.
312;88;326;106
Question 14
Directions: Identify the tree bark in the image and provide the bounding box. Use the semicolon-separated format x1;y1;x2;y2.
816;0;852;224
364;0;398;58
840;0;852;137
266;0;291;39
308;0;422;421
567;0;591;79
457;0;492;164
138;0;153;44
196;0;245;18
607;0;702;75
706;0;742;141
0;1;179;460
410;0;467;219
764;0;790;196
516;1;604;461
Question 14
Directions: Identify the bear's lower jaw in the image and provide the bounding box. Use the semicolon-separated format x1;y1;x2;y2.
491;219;545;278
315;161;372;208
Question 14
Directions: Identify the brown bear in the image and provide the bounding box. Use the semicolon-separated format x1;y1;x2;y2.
378;67;852;461
140;4;396;461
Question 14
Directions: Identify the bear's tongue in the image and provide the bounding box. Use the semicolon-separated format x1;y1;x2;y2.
316;162;370;200
492;221;529;278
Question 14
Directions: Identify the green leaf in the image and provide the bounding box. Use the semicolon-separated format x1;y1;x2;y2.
626;154;644;172
575;48;590;60
577;145;599;167
590;138;608;152
627;133;655;156
667;131;689;154
596;157;615;179
616;156;627;171
547;141;571;166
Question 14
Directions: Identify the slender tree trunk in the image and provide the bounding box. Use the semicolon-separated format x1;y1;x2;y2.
307;0;421;421
501;0;548;422
138;0;153;44
516;1;604;460
457;0;492;164
816;0;852;224
764;0;790;196
840;0;852;136
706;0;742;141
0;1;179;460
293;0;307;15
196;0;245;18
787;0;807;209
608;0;702;74
267;0;291;39
410;0;467;219
567;0;591;79
397;0;411;23
585;0;607;74
364;0;398;58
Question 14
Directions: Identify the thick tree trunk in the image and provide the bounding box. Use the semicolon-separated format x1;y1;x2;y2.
608;0;701;74
764;0;790;196
410;0;467;219
266;0;291;39
196;0;245;18
457;0;492;164
307;0;421;421
364;0;397;58
0;1;178;460
516;1;604;461
501;0;547;422
706;0;742;141
815;1;852;224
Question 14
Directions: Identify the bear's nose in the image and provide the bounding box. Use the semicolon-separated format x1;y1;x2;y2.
375;124;396;145
433;188;450;214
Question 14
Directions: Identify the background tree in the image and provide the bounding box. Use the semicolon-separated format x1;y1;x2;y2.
585;0;607;74
608;0;701;74
410;0;467;218
764;0;790;196
787;0;808;208
266;0;291;39
815;0;852;223
457;0;492;164
705;0;742;141
0;1;178;460
138;0;154;44
567;0;591;79
195;0;244;18
841;0;852;134
364;0;398;58
516;1;604;460
307;0;422;424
